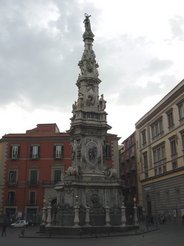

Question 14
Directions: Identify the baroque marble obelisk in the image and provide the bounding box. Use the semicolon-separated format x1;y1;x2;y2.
55;15;123;227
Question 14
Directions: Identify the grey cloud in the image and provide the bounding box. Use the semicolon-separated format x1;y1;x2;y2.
0;0;100;111
95;35;170;101
117;74;178;106
0;0;178;114
90;34;174;108
169;16;184;40
94;34;174;107
118;81;161;105
141;58;173;76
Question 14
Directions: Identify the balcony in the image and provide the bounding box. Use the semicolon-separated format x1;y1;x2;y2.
6;200;16;206
7;181;18;187
31;154;40;160
27;200;37;206
27;181;39;187
54;154;64;160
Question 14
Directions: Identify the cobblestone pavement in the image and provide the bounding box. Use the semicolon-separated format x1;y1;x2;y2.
0;222;183;246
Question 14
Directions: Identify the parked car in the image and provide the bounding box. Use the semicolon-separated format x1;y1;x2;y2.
11;220;28;228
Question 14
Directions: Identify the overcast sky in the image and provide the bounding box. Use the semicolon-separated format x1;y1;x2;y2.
0;0;184;141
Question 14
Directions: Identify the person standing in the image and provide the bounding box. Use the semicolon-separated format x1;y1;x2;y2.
1;223;7;237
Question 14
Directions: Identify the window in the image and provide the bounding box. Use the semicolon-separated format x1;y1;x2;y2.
165;190;170;202
54;145;64;159
29;192;36;205
141;129;147;145
163;165;167;173
176;188;180;202
145;172;148;179
10;145;20;159
8;191;15;205
167;109;174;128
172;160;177;169
130;145;135;158
53;169;61;183
29;170;38;186
30;145;40;159
180;131;184;149
103;144;111;159
8;170;17;184
169;136;177;156
178;100;184;120
151;118;163;139
143;152;148;171
158;166;162;174
153;143;165;166
156;191;160;202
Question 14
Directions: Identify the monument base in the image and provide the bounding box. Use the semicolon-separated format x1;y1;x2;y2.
42;224;139;237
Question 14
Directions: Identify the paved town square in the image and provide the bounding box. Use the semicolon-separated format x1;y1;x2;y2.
0;222;183;246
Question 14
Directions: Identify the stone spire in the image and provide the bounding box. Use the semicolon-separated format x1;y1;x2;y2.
78;14;99;79
83;14;94;41
70;15;111;173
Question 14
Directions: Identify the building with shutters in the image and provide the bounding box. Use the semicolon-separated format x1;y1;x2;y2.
0;142;5;217
135;79;184;220
119;132;138;223
0;123;72;222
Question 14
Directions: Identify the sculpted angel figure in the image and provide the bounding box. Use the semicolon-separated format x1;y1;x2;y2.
84;13;91;32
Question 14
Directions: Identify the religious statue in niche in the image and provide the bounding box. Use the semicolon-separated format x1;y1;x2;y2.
72;139;81;160
78;60;86;75
77;93;84;108
86;141;98;165
86;86;95;106
78;57;95;75
88;146;97;162
72;101;77;112
86;57;93;73
99;94;106;111
91;193;100;208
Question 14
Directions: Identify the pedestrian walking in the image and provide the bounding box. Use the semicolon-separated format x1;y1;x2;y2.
20;226;25;237
1;223;7;237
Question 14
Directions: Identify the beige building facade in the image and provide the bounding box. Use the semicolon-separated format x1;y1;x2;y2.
0;142;5;216
136;79;184;219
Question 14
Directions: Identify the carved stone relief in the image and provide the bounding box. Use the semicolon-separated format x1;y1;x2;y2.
85;140;98;166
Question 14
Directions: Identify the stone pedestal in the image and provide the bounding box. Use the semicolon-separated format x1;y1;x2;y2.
74;206;80;227
46;202;52;227
134;202;138;226
85;206;90;226
121;202;126;227
41;201;47;225
105;206;111;226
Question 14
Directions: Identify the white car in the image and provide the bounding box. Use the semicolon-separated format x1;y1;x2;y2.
11;220;28;228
